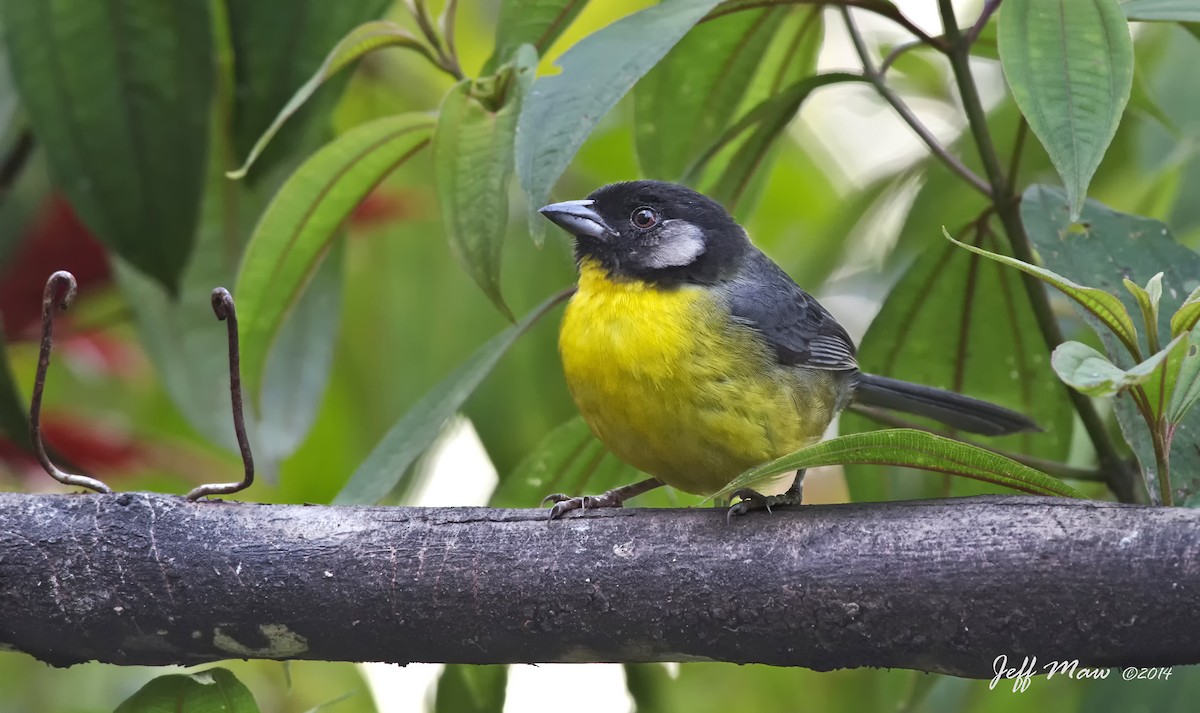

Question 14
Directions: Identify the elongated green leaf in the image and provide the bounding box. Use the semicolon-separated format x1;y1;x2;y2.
711;429;1084;501
0;15;17;143
1022;184;1200;505
702;0;916;27
516;0;723;244
703;74;864;209
236;114;432;405
435;664;508;713
491;415;699;508
334;289;572;505
682;73;864;186
0;321;30;453
998;0;1133;220
226;0;392;180
1171;286;1200;336
257;242;343;473
2;0;214;293
434;46;537;320
843;228;1073;503
115;668;259;713
1124;271;1164;350
228;19;431;179
1169;328;1200;423
634;7;784;180
944;227;1141;356
485;0;589;74
1122;0;1200;21
1051;338;1178;397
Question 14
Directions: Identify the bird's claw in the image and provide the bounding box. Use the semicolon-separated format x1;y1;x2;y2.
726;486;802;522
542;491;625;520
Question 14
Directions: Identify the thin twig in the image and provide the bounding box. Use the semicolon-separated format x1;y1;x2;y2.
29;271;112;494
186;288;255;501
440;0;463;80
841;7;992;198
879;38;924;75
405;0;463;80
703;0;946;50
936;0;1139;503
964;0;1002;46
848;405;1108;483
1006;116;1029;191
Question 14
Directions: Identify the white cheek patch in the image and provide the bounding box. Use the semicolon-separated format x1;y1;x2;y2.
645;219;706;268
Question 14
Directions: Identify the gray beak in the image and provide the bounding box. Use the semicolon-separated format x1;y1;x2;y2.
538;199;615;240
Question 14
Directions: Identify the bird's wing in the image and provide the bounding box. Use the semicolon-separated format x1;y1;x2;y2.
721;249;858;371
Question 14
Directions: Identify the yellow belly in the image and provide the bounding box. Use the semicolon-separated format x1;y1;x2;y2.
559;260;839;495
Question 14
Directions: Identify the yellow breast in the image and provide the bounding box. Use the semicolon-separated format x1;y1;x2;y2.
559;259;837;495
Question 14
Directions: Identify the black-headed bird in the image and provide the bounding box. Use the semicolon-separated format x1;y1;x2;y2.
540;180;1037;519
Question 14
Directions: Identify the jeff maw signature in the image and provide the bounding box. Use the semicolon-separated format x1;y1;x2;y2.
990;655;1173;692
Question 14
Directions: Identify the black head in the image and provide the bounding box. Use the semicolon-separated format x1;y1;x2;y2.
538;181;750;285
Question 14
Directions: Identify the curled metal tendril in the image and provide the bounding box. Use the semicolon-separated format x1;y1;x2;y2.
30;271;112;494
186;288;255;501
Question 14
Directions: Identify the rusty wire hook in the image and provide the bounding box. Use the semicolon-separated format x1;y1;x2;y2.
186;288;255;501
30;271;113;494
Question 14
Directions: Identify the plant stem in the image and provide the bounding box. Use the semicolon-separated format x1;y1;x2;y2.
964;0;1002;46
406;0;464;80
840;7;992;198
440;0;462;80
936;0;1140;503
1153;421;1173;506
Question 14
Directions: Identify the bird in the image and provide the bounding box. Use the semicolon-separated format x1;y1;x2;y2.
538;180;1039;519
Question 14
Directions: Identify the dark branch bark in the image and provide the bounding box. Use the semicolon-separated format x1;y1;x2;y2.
1;492;1197;677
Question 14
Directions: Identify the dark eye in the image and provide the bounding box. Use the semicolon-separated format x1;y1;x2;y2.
631;207;658;229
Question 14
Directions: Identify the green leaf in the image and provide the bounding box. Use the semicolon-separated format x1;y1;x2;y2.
235;114;432;406
226;0;392;180
257;242;343;472
491;415;626;506
485;0;589;74
0;321;30;453
703;0;919;27
1051;338;1178;397
115;668;259;713
711;429;1084;501
998;0;1134;220
333;289;571;505
515;0;723;245
1122;0;1200;21
1168;329;1200;423
1;0;214;293
1124;271;1164;350
228;19;430;179
435;664;507;713
709;75;863;210
633;7;784;180
843;228;1073;503
0;14;18;142
683;73;866;203
1171;285;1200;336
434;46;537;320
1021;184;1200;505
944;226;1141;357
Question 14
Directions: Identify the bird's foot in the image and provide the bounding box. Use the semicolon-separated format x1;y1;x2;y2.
726;471;805;521
541;478;664;520
541;490;625;520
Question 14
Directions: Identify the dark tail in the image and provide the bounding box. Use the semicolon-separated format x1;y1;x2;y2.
852;373;1040;436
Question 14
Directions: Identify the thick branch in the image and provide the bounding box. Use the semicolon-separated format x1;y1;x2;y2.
1;492;1197;677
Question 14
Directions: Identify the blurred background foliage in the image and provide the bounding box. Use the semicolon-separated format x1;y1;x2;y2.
1;0;1199;710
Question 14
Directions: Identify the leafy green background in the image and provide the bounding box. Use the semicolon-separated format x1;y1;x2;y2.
1;0;1199;710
